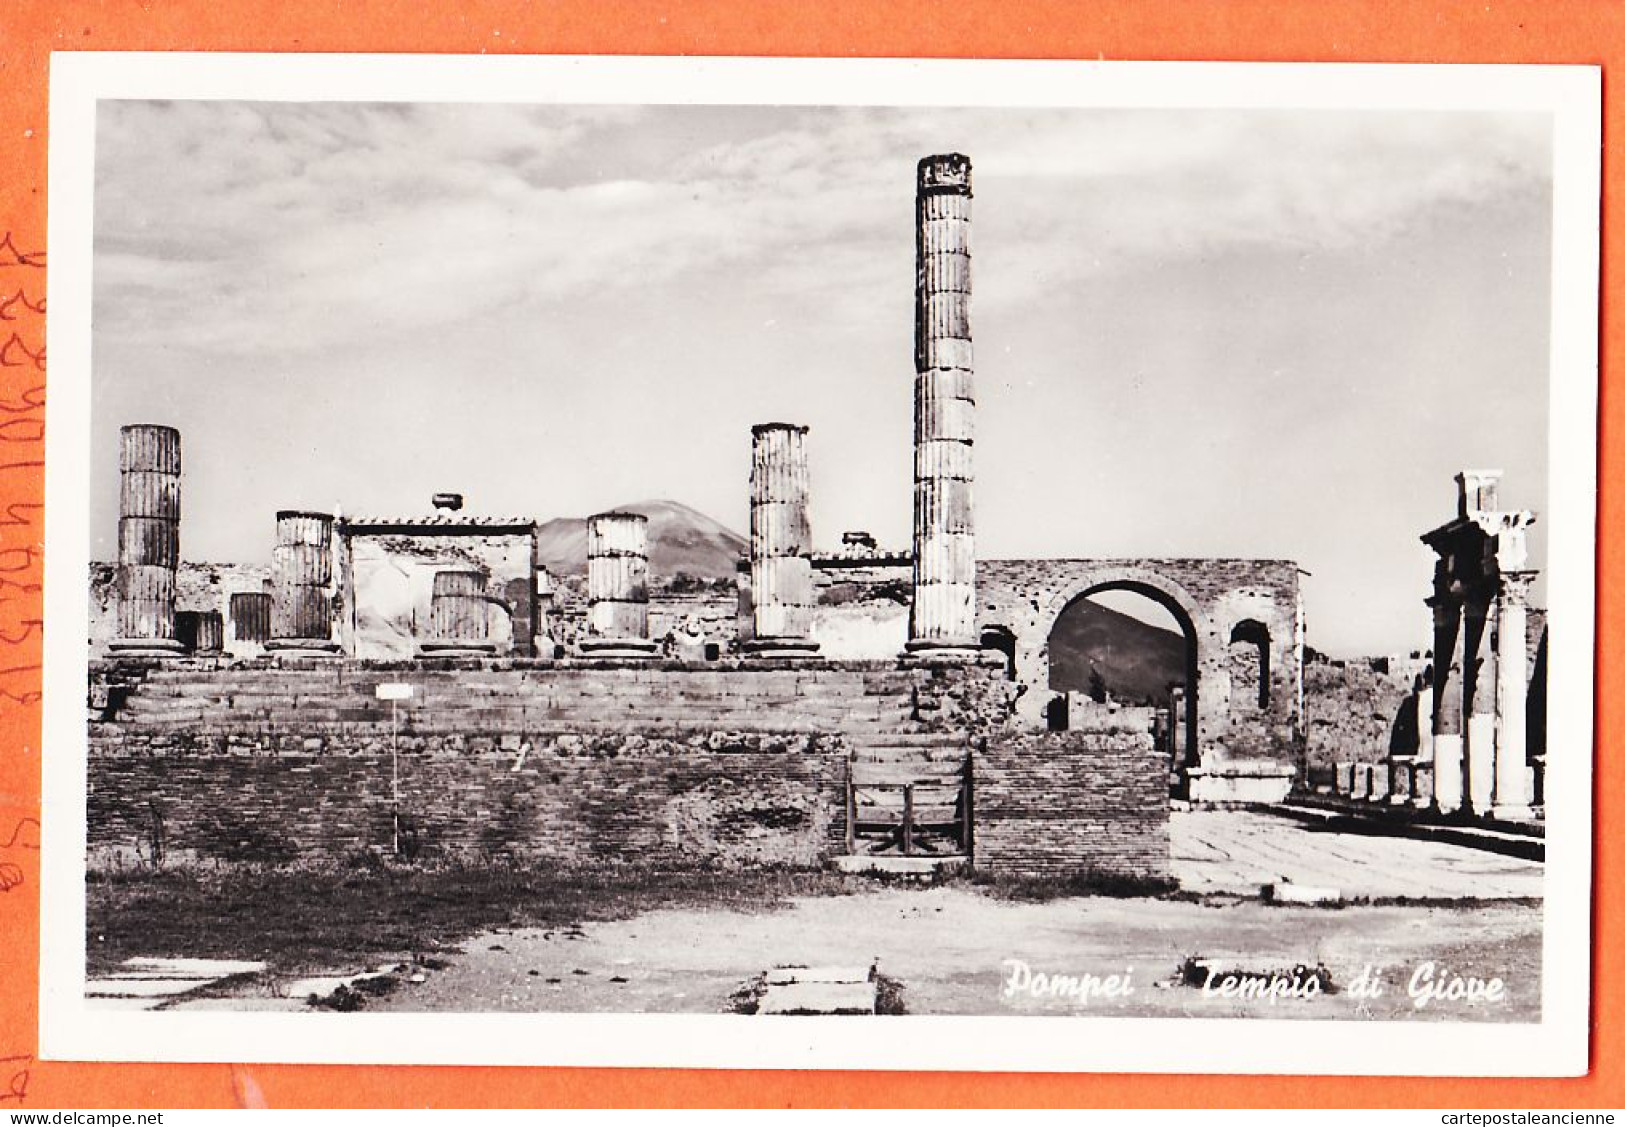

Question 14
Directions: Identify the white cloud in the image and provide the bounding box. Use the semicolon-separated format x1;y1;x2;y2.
93;101;1548;363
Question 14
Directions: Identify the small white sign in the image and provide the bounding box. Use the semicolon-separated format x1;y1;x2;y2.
375;682;413;701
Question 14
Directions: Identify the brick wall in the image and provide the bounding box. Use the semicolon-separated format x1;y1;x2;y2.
974;726;1169;881
89;730;845;869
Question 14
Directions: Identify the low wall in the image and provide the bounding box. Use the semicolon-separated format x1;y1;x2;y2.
89;731;846;869
974;726;1169;881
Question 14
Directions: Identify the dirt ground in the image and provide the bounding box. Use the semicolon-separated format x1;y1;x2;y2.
369;887;1541;1022
89;809;1546;1022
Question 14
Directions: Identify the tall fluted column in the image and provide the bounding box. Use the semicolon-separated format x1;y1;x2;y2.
1411;664;1436;809
1463;590;1499;815
1431;594;1466;814
1416;666;1435;765
111;424;185;655
420;569;496;656
267;511;340;654
1493;570;1537;820
581;512;657;658
745;423;819;656
906;153;978;658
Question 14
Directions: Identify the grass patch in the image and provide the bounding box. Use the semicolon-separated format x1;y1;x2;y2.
311;972;404;1012
873;972;907;1015
726;972;769;1015
86;861;856;976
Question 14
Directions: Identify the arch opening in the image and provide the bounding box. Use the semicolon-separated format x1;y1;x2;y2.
980;625;1018;680
1046;581;1199;763
1228;618;1272;711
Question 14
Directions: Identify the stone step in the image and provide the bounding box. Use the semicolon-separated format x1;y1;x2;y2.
95;730;921;749
92;719;933;743
851;794;961;820
854;807;961;827
848;764;965;786
756;977;876;1016
845;731;964;748
124;687;914;709
764;965;871;986
849;747;968;763
139;668;913;691
128;688;916;708
119;691;912;712
130;690;912;712
112;713;915;735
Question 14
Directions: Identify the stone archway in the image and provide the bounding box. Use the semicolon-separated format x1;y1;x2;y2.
978;558;1304;800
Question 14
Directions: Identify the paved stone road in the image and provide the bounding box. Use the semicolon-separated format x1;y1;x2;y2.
1170;809;1543;900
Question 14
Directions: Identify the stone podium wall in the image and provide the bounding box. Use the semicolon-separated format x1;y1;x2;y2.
89;729;845;869
86;661;1004;870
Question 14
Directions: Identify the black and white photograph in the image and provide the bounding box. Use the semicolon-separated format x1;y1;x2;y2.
40;55;1599;1074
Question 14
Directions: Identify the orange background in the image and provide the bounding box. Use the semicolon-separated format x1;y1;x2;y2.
0;0;1617;1108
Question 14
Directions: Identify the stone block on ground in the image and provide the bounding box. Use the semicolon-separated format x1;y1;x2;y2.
765;965;871;986
1265;881;1343;905
85;996;165;1011
757;979;877;1015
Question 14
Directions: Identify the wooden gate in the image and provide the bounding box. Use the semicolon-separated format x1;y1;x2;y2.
844;761;971;857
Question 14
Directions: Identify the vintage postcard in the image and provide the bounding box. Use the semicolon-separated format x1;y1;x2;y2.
37;53;1599;1074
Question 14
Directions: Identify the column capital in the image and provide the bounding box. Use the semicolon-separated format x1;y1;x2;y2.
1498;569;1539;606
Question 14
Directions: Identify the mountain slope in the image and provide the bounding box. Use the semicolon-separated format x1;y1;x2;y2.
536;499;746;579
1047;600;1188;706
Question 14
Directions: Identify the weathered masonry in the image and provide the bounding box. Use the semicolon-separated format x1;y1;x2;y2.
87;659;1169;881
978;558;1304;803
87;149;1524;879
1419;471;1540;821
108;424;185;657
337;510;540;661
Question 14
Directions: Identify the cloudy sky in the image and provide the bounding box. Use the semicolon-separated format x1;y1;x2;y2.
90;100;1553;656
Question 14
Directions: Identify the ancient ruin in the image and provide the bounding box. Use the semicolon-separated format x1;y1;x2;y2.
1319;471;1548;820
85;153;1547;879
108;424;185;657
909;153;979;659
